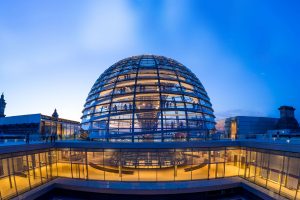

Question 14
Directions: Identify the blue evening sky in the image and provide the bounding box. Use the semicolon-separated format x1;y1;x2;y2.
0;0;299;121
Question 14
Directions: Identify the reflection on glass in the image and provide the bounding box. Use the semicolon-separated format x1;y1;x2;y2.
81;55;215;142
0;147;299;199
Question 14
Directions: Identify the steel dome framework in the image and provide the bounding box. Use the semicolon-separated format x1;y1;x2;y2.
81;55;215;142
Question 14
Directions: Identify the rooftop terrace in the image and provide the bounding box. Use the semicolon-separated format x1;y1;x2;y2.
0;139;298;199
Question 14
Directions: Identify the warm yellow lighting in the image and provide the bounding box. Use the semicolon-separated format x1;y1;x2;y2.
0;149;297;200
231;121;237;139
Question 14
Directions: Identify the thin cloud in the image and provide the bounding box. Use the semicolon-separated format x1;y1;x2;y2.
79;0;139;52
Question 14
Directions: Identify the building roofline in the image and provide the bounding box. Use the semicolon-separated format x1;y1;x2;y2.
0;113;80;125
41;114;80;124
227;116;279;120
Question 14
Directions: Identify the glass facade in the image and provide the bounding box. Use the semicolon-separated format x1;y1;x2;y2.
0;114;80;142
40;116;80;140
81;55;215;142
0;147;299;199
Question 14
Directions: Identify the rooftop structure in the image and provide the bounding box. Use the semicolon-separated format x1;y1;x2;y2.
0;93;6;118
0;140;299;200
0;111;80;141
277;106;299;129
81;55;215;142
225;116;278;139
52;108;59;118
225;106;300;139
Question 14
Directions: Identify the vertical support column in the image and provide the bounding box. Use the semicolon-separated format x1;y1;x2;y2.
118;162;122;177
265;152;271;188
103;150;106;181
48;149;53;179
70;148;73;178
6;158;13;188
85;149;89;180
38;153;43;184
223;148;226;177
237;148;241;176
78;163;80;179
208;149;211;179
10;158;19;197
294;157;300;200
253;150;258;182
25;154;31;189
137;151;140;181
32;154;36;178
284;157;290;188
215;155;218;178
155;151;158;181
131;62;140;142
174;149;178;178
55;150;59;177
173;149;176;181
173;66;189;141
247;149;251;178
279;154;286;196
106;70;122;142
154;58;164;142
119;150;122;178
243;148;248;178
44;152;49;180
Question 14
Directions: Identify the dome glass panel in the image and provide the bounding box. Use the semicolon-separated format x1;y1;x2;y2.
81;55;215;142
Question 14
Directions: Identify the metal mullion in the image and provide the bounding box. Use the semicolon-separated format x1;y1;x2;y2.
243;148;248;178
25;154;31;190
154;58;164;142
254;150;258;183
258;151;263;182
284;156;290;188
177;68;210;140
265;152;271;188
44;152;49;180
155;150;158;182
173;149;176;181
48;149;52;179
294;156;300;200
85;149;88;180
70;148;73;178
38;153;43;184
192;148;197;180
103;150;106;181
223;148;226;178
6;158;13;189
237;148;241;176
137;151;139;181
55;150;58;177
120;150;122;182
131;60;141;142
106;65;124;142
172;65;190;141
279;154;286;196
208;149;211;179
10;157;19;197
78;159;80;179
215;158;218;178
248;150;252;178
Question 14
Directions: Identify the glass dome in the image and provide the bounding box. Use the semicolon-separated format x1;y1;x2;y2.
81;55;215;142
